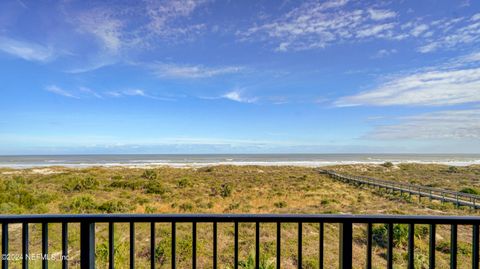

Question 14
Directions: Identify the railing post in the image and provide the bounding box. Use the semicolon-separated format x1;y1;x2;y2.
473;225;479;269
339;222;352;269
2;223;8;269
451;224;457;269
80;222;95;269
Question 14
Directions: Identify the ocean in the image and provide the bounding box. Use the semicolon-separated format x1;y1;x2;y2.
0;154;480;168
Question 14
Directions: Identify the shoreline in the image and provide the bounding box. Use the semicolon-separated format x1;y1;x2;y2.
1;160;480;169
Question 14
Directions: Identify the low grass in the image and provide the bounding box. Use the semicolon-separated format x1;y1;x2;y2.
0;164;478;268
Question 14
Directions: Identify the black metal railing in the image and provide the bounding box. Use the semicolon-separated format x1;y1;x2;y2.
322;170;480;209
0;214;480;269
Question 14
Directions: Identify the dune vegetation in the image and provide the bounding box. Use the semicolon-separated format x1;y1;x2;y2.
0;164;479;268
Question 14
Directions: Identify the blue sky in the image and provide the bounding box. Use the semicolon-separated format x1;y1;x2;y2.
1;0;480;154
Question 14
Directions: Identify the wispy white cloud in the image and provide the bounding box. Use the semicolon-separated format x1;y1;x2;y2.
374;48;397;58
45;85;79;99
45;85;105;99
65;0;210;54
151;63;244;79
472;13;480;21
410;24;429;37
222;89;257;103
239;1;401;51
145;0;208;39
73;8;124;53
356;23;395;38
367;9;396;21
240;2;480;53
79;87;102;99
417;14;480;53
335;52;480;106
105;89;174;101
367;109;480;140
0;36;54;62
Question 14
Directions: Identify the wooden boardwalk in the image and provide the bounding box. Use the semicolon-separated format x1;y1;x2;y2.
320;170;480;209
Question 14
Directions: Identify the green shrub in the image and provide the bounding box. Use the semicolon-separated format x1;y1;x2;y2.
177;177;191;188
96;242;109;263
63;176;99;191
372;224;430;248
274;201;287;208
179;202;193;211
460;187;480;195
237;252;274;269
448;166;459;173
381;162;394;168
142;170;157;180
0;202;22;214
198;166;214;172
220;183;232;198
145;181;166;194
64;195;97;213
145;205;156;213
110;180;145;190
97;200;133;213
154;241;169;265
227;202;240;211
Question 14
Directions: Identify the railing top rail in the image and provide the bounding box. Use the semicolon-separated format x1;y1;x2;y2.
0;214;480;224
321;170;480;199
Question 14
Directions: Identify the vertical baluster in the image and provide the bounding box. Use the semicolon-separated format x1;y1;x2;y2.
256;222;260;269
80;222;95;269
130;222;135;269
42;223;48;269
473;224;479;269
2;223;8;269
319;223;324;269
339;222;352;269
109;222;114;269
387;223;393;269
22;223;29;269
213;222;217;269
61;223;68;269
408;224;414;269
451;224;457;269
298;222;302;269
277;222;281;269
192;222;196;269
235;222;239;269
151;222;155;269
429;224;436;269
366;223;372;269
172;222;176;269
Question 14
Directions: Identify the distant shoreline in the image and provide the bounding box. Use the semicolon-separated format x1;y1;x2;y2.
1;160;480;169
1;153;479;169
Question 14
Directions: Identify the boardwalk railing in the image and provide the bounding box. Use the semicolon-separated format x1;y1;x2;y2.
321;170;480;209
1;214;480;269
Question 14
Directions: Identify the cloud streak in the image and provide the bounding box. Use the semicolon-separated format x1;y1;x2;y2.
0;36;54;62
367;109;480;140
335;52;480;106
222;89;257;103
65;0;210;54
105;89;174;101
239;1;480;53
45;85;79;99
151;63;244;79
